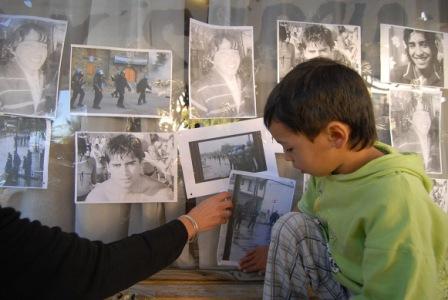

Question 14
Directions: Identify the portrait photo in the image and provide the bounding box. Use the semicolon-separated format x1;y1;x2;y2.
0;14;67;119
389;87;442;174
277;20;361;81
178;118;278;198
70;45;172;118
371;91;392;145
189;19;256;119
75;132;177;203
430;178;448;213
217;170;295;266
0;115;50;189
381;24;448;88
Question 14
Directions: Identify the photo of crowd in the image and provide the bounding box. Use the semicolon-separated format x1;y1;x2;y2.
75;132;176;203
0;115;49;188
191;131;267;183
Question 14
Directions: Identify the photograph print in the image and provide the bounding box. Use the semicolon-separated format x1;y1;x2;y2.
0;14;67;119
178;118;278;198
380;24;448;88
70;45;172;118
75;131;177;203
389;87;442;174
277;20;361;81
371;91;392;145
430;178;448;213
0;115;50;189
189;19;256;119
217;170;295;266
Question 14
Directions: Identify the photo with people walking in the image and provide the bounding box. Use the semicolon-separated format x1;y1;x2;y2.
218;171;295;266
70;45;172;118
0;115;50;188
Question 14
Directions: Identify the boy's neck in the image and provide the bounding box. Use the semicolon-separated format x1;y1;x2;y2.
332;145;384;175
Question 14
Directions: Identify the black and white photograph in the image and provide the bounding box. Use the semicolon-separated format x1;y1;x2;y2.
189;19;256;119
380;24;448;88
371;91;392;145
75;132;177;203
70;45;172;118
178;118;278;198
0;14;67;119
277;20;361;81
389;87;442;174
430;178;448;213
192;132;267;183
0;115;50;189
217;170;295;266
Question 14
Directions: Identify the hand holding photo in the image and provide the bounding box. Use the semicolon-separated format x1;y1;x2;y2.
217;170;296;267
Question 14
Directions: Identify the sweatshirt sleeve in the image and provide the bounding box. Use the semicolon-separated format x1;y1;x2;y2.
0;206;188;299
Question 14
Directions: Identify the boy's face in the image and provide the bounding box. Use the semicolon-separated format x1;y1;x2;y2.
303;42;333;60
269;120;339;177
107;153;141;191
407;31;432;70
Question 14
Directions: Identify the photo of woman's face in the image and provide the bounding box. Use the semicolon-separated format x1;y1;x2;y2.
14;29;48;71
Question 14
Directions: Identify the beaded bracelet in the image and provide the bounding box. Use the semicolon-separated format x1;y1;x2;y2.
181;214;199;242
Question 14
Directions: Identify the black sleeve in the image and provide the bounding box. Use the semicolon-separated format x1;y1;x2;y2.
0;206;188;300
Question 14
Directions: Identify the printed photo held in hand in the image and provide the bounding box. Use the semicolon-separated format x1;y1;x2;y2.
177;118;279;198
0;14;67;118
217;170;295;267
75;132;177;203
381;24;448;88
389;87;442;174
0;115;50;189
70;44;172;118
189;19;256;119
277;20;361;81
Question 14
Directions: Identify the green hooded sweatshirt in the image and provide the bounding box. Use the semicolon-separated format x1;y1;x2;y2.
299;142;448;299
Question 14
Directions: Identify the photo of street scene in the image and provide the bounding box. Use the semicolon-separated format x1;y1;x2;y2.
218;171;295;266
0;116;50;188
70;45;172;118
191;131;267;183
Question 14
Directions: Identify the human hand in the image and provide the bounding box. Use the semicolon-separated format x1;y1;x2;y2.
188;192;233;233
238;245;269;273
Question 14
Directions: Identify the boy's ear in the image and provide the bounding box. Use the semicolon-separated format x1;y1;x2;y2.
325;121;350;149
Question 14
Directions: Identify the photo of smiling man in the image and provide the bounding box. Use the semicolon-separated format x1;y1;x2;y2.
76;133;175;203
382;24;447;88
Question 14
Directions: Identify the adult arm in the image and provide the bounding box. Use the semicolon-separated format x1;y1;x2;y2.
0;206;187;299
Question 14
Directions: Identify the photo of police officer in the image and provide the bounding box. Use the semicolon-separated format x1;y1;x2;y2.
70;45;172;118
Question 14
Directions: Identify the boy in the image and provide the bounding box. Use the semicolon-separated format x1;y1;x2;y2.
85;134;172;203
263;57;448;299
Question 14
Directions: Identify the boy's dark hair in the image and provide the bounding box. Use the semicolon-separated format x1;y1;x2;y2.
104;134;145;163
299;24;335;51
264;57;377;150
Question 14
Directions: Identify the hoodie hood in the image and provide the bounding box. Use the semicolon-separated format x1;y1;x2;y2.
325;141;433;193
